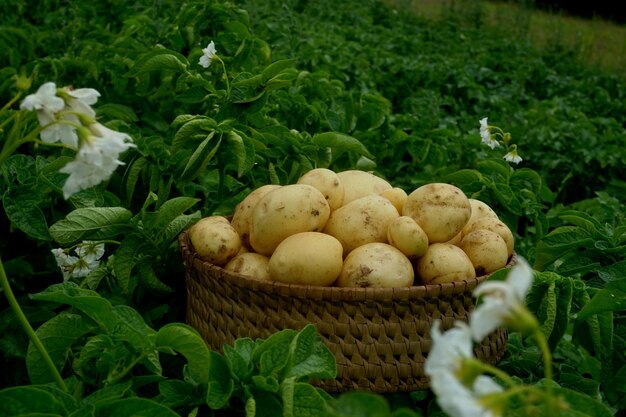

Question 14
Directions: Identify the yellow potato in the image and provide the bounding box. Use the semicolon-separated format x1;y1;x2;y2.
231;184;281;249
249;184;330;255
459;229;509;275
269;232;343;286
189;216;241;266
463;216;515;257
336;242;414;288
224;252;271;280
324;194;399;255
415;243;476;284
379;187;408;213
402;183;471;243
297;168;345;211
387;216;429;258
336;170;392;205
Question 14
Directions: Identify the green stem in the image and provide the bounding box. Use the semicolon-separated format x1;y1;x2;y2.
105;352;147;385
0;256;68;392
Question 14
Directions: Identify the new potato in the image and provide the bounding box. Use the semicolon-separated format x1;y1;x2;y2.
336;170;392;205
336;242;414;288
459;229;509;274
297;168;345;211
324;194;399;255
269;232;343;286
387;216;429;258
231;184;281;249
463;216;515;257
403;183;471;243
189;216;241;266
249;184;331;255
416;243;476;284
224;252;271;280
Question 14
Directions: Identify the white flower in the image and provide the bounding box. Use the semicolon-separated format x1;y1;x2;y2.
75;241;105;262
479;117;500;149
51;248;80;282
426;321;503;417
65;87;100;118
199;41;217;68
38;114;80;148
470;257;534;341
503;150;522;164
19;82;64;115
60;123;135;199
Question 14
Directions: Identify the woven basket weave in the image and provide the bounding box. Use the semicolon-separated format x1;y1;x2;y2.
180;229;512;393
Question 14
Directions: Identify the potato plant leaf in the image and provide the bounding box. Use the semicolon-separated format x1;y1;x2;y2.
49;207;133;246
206;351;235;409
577;278;626;319
26;312;97;384
0;385;74;417
155;323;211;385
95;397;180;417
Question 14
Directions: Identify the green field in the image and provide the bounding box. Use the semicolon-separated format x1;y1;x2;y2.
1;0;625;416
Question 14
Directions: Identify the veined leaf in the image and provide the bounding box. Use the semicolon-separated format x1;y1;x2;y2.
113;234;148;295
180;133;221;182
143;196;199;234
3;187;51;241
49;207;132;246
155;323;211;385
577;278;626;320
26;312;97;384
125;49;188;77
284;324;336;380
533;226;595;270
261;59;297;82
171;117;217;153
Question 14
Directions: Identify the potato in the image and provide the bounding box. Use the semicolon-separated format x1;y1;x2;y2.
269;232;343;286
336;170;392;205
297;168;345;211
231;184;281;249
249;184;331;255
463;216;515;257
448;199;500;245
224;252;271;280
459;229;509;275
324;194;399;255
387;216;429;258
336;242;414;288
379;187;408;213
415;243;476;284
402;183;471;243
189;216;241;266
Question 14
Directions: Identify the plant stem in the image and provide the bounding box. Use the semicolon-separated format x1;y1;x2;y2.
0;256;68;392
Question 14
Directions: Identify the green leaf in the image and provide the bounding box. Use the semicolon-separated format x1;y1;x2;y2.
124;156;148;203
96;104;138;123
26;312;96;384
290;382;329;417
3;187;51;241
161;212;201;247
143;196;199;233
0;386;72;417
112;234;147;295
224;131;250;178
254;329;297;377
96;398;180;417
49;207;132;246
223;337;256;382
171;116;217;153
332;391;393;417
311;132;373;159
553;386;614;417
126;49;188;76
261;59;298;82
534;226;595;270
81;380;133;406
206;351;234;409
155;323;211;385
577;278;626;319
180;132;221;182
284;324;337;380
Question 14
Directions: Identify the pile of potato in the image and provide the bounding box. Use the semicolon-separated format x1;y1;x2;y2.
187;169;514;288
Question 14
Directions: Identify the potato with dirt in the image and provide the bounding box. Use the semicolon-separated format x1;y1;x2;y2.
249;184;331;256
403;183;472;243
415;242;476;284
336;242;414;288
297;168;345;211
459;229;509;275
387;216;429;259
224;252;271;280
189;216;241;266
231;184;281;249
324;194;399;255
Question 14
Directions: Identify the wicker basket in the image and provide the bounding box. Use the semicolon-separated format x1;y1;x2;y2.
180;229;512;393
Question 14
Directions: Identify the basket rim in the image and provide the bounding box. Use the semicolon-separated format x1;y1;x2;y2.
179;229;517;302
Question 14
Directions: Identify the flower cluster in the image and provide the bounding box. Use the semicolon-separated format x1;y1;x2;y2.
51;241;105;281
479;118;523;164
20;82;135;199
425;258;535;417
